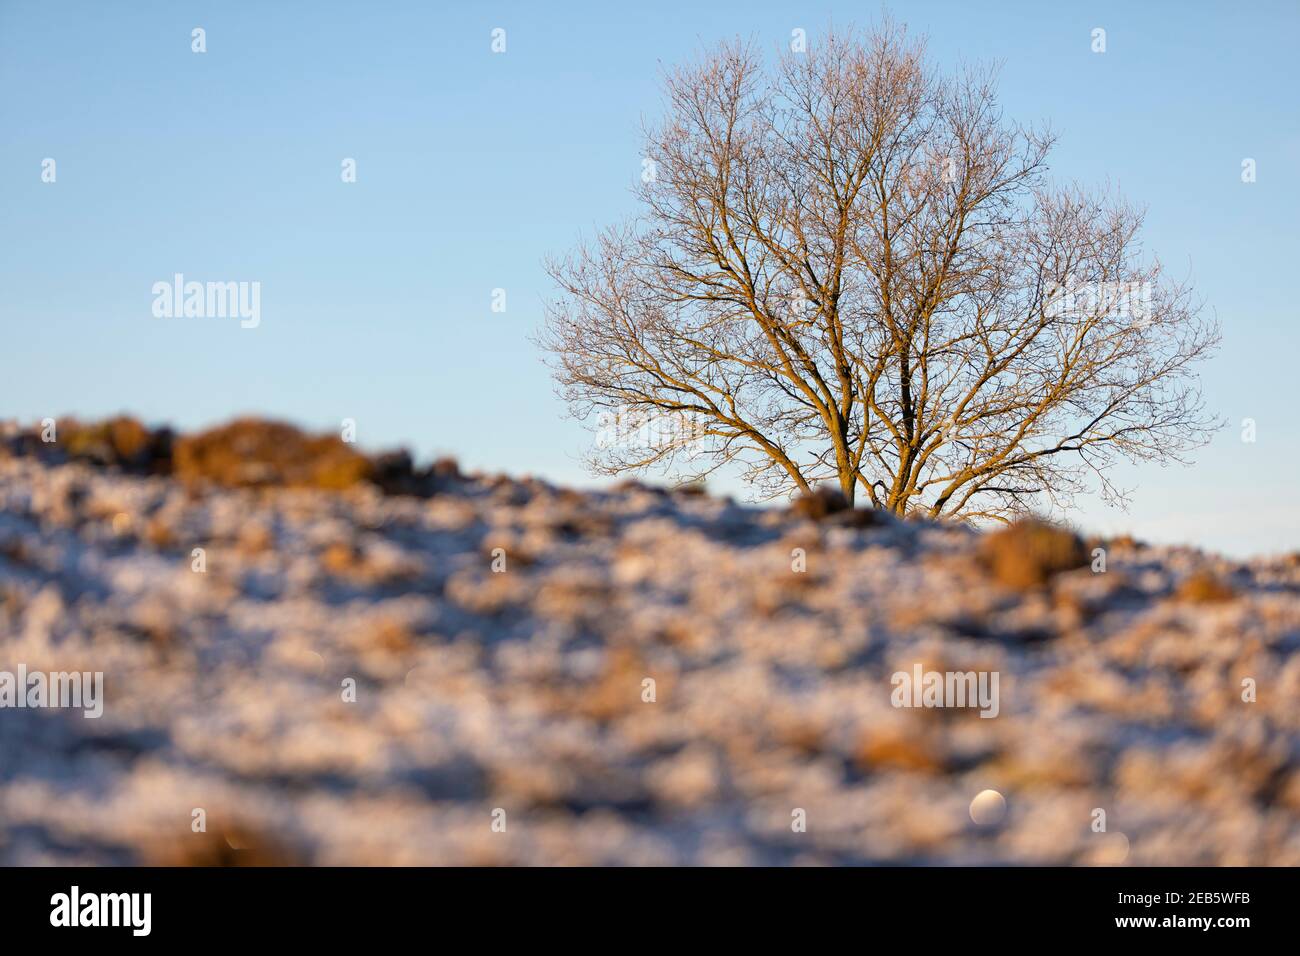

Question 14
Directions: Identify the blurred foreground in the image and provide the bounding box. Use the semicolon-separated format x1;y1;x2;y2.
0;419;1297;865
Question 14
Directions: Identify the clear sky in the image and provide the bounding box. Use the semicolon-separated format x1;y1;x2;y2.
2;0;1297;556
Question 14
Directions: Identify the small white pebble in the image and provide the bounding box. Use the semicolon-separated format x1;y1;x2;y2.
969;789;1006;825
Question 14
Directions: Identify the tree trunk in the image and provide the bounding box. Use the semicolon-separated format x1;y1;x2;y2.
838;467;856;507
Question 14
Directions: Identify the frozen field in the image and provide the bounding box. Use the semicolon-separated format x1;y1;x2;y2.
1;450;1297;865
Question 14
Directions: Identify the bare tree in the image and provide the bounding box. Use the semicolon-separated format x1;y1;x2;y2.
539;22;1220;520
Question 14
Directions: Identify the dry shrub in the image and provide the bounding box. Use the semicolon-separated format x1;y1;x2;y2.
673;481;708;497
612;478;667;496
754;570;822;617
853;726;944;773
790;486;881;527
367;618;416;654
321;541;363;576
61;416;170;471
771;716;828;755
147;823;304;866
371;449;456;497
990;745;1096;788
143;516;178;549
236;521;274;555
534;574;613;624
548;510;617;538
482;537;537;568
11;415;453;499
430;456;460;479
654;617;702;650
444;566;528;615
791;486;849;521
1052;586;1100;627
0;583;24;612
173;418;372;490
1175;570;1237;604
0;537;31;567
123;601;178;650
572;648;659;723
981;518;1087;590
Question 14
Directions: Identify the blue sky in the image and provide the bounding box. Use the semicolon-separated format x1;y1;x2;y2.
2;0;1297;555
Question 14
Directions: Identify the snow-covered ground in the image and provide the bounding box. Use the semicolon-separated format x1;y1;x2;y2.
1;454;1297;865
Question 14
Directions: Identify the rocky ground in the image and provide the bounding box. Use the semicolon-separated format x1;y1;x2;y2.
0;423;1298;865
